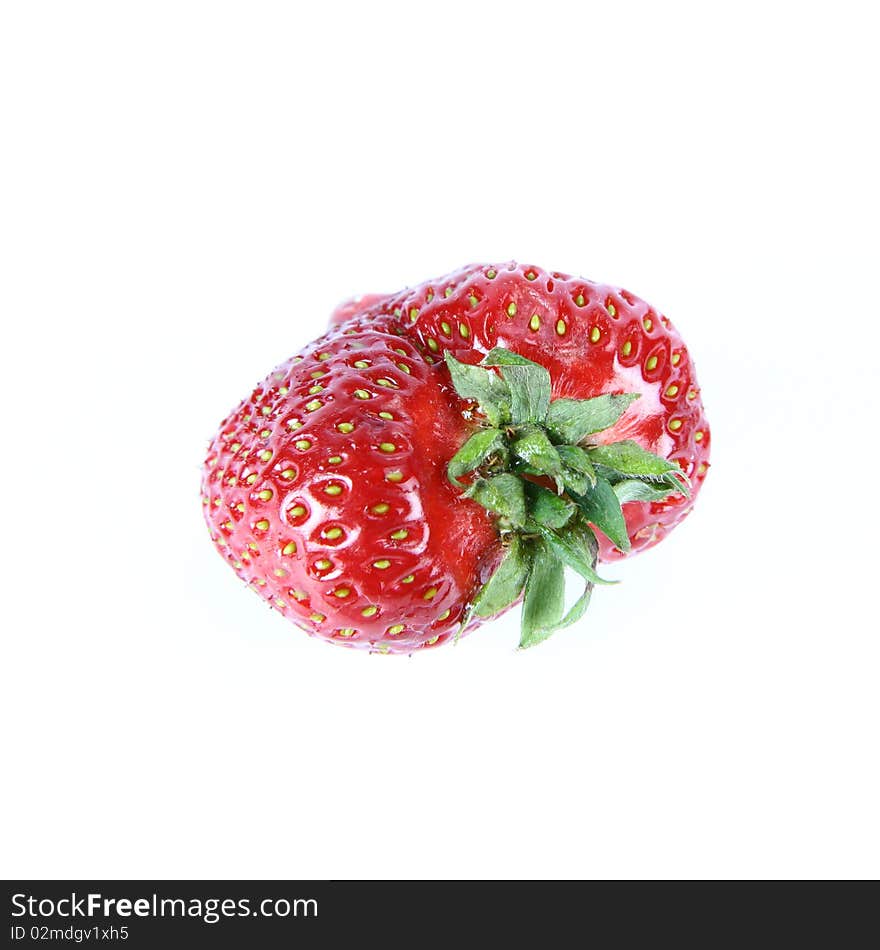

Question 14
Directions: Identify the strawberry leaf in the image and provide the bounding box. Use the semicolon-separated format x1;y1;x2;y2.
540;523;599;635
525;482;576;530
497;364;551;424
537;522;614;586
511;426;563;490
614;478;686;505
544;393;640;444
444;352;510;426
447;427;506;486
481;348;551;424
464;473;527;527
555;443;597;495
588;440;680;478
470;536;530;619
572;477;631;552
519;540;566;648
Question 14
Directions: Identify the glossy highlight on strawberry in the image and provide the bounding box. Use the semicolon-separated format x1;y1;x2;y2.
202;262;710;652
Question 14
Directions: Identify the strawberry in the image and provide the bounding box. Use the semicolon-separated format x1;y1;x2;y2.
203;263;709;651
201;316;497;653
334;262;710;561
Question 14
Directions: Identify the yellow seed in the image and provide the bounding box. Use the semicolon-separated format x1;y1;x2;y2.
337;422;354;433
425;636;440;646
310;613;325;623
621;341;632;357
305;400;322;412
288;505;306;518
423;586;438;600
372;503;390;515
323;527;343;540
274;598;286;608
588;326;600;343
376;378;396;388
387;624;405;636
575;294;585;306
354;389;370;399
671;352;681;366
440;322;452;335
386;471;403;483
353;360;370;369
255;519;269;531
317;352;332;361
261;406;272;416
247;542;258;551
257;489;273;501
669;419;683;431
337;628;355;637
235;503;245;513
487;268;498;279
469;294;479;307
281;468;296;480
437;609;451;621
373;559;391;570
643;317;653;331
334;588;351;598
390;529;408;540
379;442;396;453
665;385;679;398
698;463;708;475
290;589;307;601
427;338;439;352
310;370;325;379
308;384;324;394
282;541;297;556
401;574;414;584
295;440;311;451
507;302;517;317
378;411;394;420
361;605;378;617
645;356;658;371
273;568;287;577
687;390;697;400
459;322;470;338
315;559;332;570
258;449;273;461
324;484;343;496
529;314;540;331
260;429;271;438
279;387;289;395
328;455;342;465
695;431;704;442
287;419;303;430
409;307;419;322
397;362;411;374
555;320;566;336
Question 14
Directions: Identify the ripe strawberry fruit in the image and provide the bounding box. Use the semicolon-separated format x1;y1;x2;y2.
336;262;710;561
202;263;710;651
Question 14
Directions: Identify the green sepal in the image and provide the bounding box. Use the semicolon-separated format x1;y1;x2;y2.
447;427;506;486
538;523;599;636
537;521;614;587
444;352;511;426
496;364;551;424
544;393;640;444
525;482;576;530
588;440;680;478
511;426;564;491
470;536;531;619
519;540;566;649
555;443;597;495
481;347;539;367
464;473;527;527
614;478;687;505
572;477;631;552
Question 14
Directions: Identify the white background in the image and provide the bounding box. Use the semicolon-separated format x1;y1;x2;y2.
2;1;878;879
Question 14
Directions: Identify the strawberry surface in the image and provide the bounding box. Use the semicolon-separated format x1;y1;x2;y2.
201;317;496;652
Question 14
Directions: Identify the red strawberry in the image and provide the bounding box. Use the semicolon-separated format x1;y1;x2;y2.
334;263;710;561
203;263;709;652
201;316;497;653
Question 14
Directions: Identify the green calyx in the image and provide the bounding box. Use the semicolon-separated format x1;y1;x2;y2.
445;349;690;649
